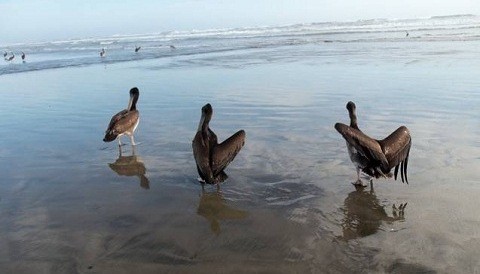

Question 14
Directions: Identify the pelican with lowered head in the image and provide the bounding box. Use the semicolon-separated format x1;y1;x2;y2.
103;87;140;146
193;103;246;184
335;101;411;186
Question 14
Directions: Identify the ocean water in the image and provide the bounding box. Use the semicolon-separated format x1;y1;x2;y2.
1;15;480;273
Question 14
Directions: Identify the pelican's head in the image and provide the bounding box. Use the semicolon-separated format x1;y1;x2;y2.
346;101;356;113
346;101;359;129
198;103;213;132
202;103;213;120
128;87;140;111
129;87;139;97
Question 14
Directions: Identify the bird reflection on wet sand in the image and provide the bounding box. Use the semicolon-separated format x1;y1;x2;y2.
340;183;407;241
108;146;150;189
197;186;248;235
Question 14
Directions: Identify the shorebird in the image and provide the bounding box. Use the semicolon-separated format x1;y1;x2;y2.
135;45;141;52
3;51;7;58
335;101;411;186
21;52;25;61
192;103;246;184
169;45;176;50
5;52;14;62
103;87;140;146
405;31;409;37
100;48;106;58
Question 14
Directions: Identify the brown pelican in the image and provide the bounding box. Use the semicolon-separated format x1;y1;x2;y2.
192;103;246;184
135;45;141;52
335;101;411;186
5;52;14;62
100;48;106;58
21;52;25;61
103;87;140;146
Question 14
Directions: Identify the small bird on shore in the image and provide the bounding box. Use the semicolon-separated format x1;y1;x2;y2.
335;101;411;186
169;45;176;50
103;87;140;146
5;52;14;62
135;45;141;52
21;52;26;61
100;48;106;58
405;31;409;37
193;103;246;184
3;51;7;58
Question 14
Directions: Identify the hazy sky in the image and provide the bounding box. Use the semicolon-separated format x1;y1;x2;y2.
1;0;478;44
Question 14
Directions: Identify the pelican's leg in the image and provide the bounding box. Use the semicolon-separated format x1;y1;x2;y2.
132;144;137;155
130;134;136;146
118;144;123;157
352;167;366;187
117;136;122;147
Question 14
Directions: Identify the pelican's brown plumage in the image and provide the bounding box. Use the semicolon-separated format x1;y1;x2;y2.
335;101;411;186
103;87;140;146
192;103;246;184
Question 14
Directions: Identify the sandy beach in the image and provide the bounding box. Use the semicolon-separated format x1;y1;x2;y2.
1;21;480;273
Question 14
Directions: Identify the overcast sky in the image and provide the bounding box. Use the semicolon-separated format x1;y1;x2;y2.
1;0;478;44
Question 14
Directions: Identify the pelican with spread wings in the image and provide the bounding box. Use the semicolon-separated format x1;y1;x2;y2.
193;103;246;184
335;101;411;186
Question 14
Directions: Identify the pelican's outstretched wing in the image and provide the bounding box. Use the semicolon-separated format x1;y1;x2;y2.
379;126;411;183
211;130;246;176
334;123;389;171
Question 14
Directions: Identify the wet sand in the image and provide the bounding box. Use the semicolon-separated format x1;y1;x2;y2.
0;41;480;273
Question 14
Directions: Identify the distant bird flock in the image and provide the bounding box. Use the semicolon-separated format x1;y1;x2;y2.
3;44;178;63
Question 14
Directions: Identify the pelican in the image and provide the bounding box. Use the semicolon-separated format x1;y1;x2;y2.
192;103;246;184
100;48;106;58
21;52;25;61
135;45;141;52
335;101;411;186
5;52;14;62
103;87;140;146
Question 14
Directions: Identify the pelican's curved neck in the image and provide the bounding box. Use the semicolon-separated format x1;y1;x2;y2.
127;93;139;111
349;109;358;129
197;114;209;132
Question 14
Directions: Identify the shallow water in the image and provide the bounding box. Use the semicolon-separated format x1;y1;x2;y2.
1;39;480;273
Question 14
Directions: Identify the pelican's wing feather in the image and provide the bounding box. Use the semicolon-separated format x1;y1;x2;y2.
379;126;411;183
211;130;246;176
335;123;389;170
107;110;139;135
